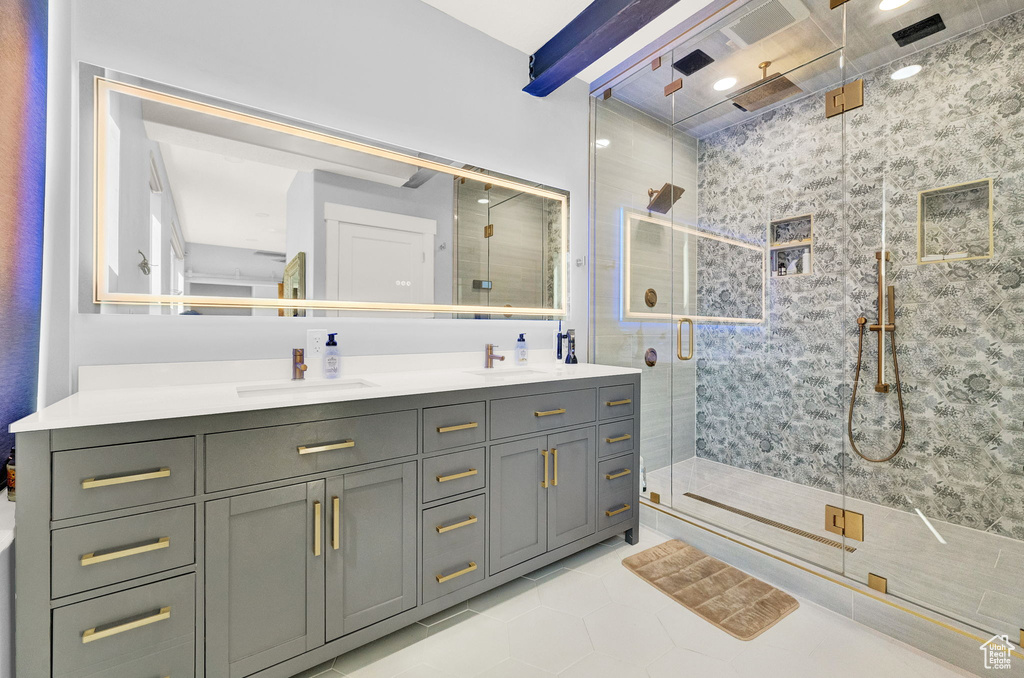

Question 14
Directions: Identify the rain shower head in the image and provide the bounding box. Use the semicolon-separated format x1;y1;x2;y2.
647;183;685;214
731;60;803;113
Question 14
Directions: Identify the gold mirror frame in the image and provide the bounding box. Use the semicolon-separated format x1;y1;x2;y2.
621;210;765;324
92;77;569;316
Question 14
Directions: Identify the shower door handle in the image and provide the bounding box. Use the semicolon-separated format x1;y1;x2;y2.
677;318;694;361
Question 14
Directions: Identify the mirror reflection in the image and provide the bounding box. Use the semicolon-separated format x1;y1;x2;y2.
95;78;566;316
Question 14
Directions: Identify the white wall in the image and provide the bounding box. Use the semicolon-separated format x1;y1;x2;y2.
40;0;590;402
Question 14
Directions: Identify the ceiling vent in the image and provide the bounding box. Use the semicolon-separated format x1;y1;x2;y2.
673;49;715;76
893;14;945;47
720;0;810;49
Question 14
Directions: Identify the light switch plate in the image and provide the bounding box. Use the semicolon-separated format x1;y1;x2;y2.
306;329;328;359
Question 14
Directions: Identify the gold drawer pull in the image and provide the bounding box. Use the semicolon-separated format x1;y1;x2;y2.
606;399;632;406
436;515;477;534
436;561;477;584
605;469;632;480
81;468;170;490
298;439;354;455
552;448;558;487
313;500;322;557
436;469;478;483
82;606;171;644
332;496;340;550
437;422;479;434
605;504;631;517
81;537;170;566
534;408;566;417
605;434;632;444
541;450;549;489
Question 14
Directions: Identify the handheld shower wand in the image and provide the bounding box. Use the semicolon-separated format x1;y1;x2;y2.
848;251;906;462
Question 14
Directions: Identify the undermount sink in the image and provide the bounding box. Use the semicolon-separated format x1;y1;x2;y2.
465;368;550;382
237;378;379;397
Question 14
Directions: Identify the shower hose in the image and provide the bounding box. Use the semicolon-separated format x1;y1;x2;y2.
847;317;906;463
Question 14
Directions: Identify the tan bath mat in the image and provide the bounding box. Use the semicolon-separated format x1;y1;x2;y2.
623;539;798;640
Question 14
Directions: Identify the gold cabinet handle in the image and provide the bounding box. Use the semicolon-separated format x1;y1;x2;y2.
332;496;340;550
82;606;170;644
313;500;322;557
437;422;479;434
605;504;631;517
436;515;477;534
605;434;632;444
534;408;566;417
298;439;354;455
81;537;170;566
541;450;549;489
606;399;632;406
552;448;558;487
605;469;632;480
81;468;170;490
436;562;477;584
436;469;478;483
677;317;694;361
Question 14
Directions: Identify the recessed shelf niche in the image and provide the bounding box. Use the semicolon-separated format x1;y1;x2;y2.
769;214;813;278
917;178;993;264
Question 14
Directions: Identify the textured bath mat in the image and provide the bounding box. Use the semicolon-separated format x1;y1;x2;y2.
622;539;798;640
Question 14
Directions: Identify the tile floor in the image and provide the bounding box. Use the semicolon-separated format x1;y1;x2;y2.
647;456;1024;635
292;528;973;678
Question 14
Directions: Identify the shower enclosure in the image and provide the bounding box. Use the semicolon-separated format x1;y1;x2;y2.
591;0;1024;643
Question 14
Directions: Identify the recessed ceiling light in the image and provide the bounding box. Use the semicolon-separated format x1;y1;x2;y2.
879;0;911;10
595;138;611;148
713;77;737;92
891;64;922;80
477;198;490;204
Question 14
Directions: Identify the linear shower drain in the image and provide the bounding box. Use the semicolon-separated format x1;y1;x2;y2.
683;492;857;553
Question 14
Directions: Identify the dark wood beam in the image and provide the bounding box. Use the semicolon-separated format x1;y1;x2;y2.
525;0;682;97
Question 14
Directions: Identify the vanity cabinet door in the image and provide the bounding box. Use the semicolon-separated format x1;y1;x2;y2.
205;482;325;678
325;462;416;641
489;437;548;575
546;428;597;550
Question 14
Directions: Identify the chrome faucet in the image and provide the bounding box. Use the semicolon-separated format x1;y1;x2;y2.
292;348;308;380
485;344;505;369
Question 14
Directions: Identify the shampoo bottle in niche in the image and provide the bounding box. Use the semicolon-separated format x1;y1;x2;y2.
324;333;340;379
515;333;528;366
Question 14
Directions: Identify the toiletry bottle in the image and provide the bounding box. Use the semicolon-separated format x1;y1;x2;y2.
324;333;340;379
565;329;578;364
801;251;811;274
6;448;14;502
515;333;528;366
555;321;563;362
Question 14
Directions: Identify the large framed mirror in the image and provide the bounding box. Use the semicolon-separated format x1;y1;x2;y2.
90;76;568;317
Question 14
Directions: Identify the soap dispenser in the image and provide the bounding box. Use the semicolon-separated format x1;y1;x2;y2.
324;333;340;379
515;333;528;366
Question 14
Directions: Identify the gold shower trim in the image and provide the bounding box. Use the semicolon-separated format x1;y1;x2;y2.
621;210;766;324
916;178;994;265
93;77;569;317
641;500;1024;660
684;493;856;552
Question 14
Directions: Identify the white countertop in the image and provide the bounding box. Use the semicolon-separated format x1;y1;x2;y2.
10;352;639;433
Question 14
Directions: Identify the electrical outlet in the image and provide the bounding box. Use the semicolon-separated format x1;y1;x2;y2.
306;329;328;359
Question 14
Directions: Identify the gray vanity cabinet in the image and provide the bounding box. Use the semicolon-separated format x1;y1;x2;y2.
489;427;597;574
489;436;549;574
546;428;596;550
325;462;417;640
205;482;326;678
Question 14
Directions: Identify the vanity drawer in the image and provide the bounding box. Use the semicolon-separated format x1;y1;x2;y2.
599;384;634;420
422;495;486;603
52;438;196;520
490;388;596;440
52;574;195;677
598;455;635;531
423;402;486;454
78;639;194;678
205;409;417;492
51;505;195;598
422;447;486;503
598;420;634;458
